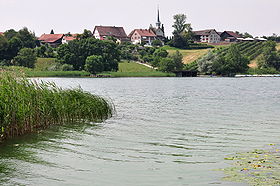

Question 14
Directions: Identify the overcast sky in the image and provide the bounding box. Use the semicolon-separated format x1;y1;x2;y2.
0;0;279;37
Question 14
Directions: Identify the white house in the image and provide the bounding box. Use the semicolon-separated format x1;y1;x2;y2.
128;29;157;45
193;29;221;43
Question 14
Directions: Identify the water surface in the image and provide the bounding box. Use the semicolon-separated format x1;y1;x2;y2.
1;77;280;186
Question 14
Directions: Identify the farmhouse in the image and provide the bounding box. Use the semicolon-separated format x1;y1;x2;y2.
38;33;64;47
62;34;77;44
193;29;221;43
220;31;241;42
93;26;129;43
0;32;3;36
129;29;157;45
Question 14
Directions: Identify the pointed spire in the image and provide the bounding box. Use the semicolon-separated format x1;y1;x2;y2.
157;6;160;23
156;5;161;28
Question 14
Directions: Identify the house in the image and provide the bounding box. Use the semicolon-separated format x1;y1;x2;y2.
0;32;4;36
128;29;157;45
93;26;129;43
38;34;64;47
62;34;77;44
193;29;221;43
220;31;241;42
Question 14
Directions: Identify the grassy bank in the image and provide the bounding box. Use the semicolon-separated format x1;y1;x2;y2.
0;73;113;142
162;46;210;64
99;61;175;77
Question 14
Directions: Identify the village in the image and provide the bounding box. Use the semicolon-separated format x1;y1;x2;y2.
36;9;267;48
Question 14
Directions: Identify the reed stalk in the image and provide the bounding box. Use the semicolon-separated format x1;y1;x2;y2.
0;72;113;142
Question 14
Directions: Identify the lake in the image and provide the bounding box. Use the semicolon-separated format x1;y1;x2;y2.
1;77;280;186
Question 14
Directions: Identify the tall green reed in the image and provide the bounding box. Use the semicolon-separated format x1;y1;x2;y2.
0;72;113;142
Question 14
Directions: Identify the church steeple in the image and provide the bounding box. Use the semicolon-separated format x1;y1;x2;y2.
156;6;161;28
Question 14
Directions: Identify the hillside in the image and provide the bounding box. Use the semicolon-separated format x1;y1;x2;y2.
277;43;280;51
163;46;210;64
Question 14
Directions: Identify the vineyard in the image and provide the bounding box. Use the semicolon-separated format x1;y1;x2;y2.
214;41;267;61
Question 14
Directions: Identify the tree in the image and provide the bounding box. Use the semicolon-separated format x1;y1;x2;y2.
212;45;249;76
153;48;168;58
77;29;93;40
4;29;17;40
257;41;280;70
50;29;54;34
169;50;184;70
0;35;8;60
13;48;37;68
170;14;193;49
84;55;104;74
197;50;217;74
158;51;184;72
172;14;190;35
151;40;163;47
57;38;120;71
17;27;36;48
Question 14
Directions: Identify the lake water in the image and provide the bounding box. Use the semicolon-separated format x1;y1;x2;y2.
1;77;280;186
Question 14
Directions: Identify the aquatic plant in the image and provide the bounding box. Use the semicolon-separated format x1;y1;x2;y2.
0;72;113;142
222;144;280;185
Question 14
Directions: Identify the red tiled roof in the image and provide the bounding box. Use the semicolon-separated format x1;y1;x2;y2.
63;36;76;41
193;29;217;36
223;31;241;38
0;32;4;36
129;29;156;37
38;34;64;43
94;26;128;38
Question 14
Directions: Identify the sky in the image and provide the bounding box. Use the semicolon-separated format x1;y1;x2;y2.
0;0;279;37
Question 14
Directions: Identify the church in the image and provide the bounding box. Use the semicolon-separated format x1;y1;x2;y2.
149;8;165;42
129;8;166;45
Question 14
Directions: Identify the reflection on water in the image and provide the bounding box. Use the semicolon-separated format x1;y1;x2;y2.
1;77;280;185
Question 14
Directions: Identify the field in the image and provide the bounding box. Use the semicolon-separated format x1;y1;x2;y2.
277;43;280;51
100;61;175;77
35;58;58;71
0;60;174;77
162;46;210;64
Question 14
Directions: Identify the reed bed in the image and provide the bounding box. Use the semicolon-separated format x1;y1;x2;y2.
0;72;113;142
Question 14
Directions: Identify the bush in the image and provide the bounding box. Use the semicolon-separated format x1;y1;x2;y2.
13;48;36;68
152;40;163;47
154;48;168;58
60;64;74;71
84;55;104;74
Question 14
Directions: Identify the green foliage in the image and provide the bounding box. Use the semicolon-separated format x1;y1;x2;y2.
60;64;74;71
169;33;189;49
184;61;198;71
13;48;37;68
0;35;8;60
198;41;271;75
57;38;120;71
35;45;56;58
117;42;138;61
158;51;183;73
169;14;193;49
154;48;168;58
85;55;104;74
151;40;163;47
197;50;217;74
257;41;280;71
17;27;36;49
76;29;93;40
212;45;249;76
0;73;113;142
172;14;191;34
170;50;184;70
